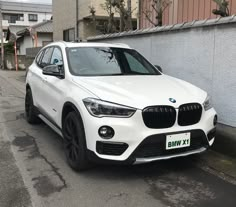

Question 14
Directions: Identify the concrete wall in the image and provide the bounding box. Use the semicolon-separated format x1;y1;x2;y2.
88;19;236;127
52;0;77;41
4;54;34;70
26;47;42;58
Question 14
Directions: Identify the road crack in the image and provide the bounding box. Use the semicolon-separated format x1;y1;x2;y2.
12;132;67;196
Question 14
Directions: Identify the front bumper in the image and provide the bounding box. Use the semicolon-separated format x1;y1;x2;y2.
82;107;217;164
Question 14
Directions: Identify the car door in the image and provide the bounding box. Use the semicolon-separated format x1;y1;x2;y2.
40;46;66;126
29;49;44;107
33;47;54;109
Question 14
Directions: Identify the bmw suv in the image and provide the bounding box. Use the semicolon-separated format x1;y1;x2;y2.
25;42;217;171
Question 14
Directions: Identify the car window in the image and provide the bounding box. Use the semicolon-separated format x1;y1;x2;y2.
36;50;44;65
40;47;53;68
67;47;160;76
124;52;150;74
50;47;63;66
68;47;121;75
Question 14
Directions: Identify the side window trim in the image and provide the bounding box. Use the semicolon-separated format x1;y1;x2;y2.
39;46;54;69
36;50;45;69
50;46;64;66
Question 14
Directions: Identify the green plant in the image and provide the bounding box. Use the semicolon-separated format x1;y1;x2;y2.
212;0;229;17
4;42;14;54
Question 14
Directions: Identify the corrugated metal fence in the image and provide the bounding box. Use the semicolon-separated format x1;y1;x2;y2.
140;0;236;28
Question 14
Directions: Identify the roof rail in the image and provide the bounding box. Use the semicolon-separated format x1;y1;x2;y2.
113;43;131;48
55;40;67;46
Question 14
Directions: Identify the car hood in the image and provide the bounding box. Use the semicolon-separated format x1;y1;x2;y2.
72;75;207;109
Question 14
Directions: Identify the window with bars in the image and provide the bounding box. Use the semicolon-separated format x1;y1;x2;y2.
28;14;38;22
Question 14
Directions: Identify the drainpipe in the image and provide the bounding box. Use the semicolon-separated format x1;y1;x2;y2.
76;0;79;41
14;41;18;71
35;32;38;47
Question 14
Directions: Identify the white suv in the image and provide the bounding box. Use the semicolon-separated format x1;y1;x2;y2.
25;42;217;171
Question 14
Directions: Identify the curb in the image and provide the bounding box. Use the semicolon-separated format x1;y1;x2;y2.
212;124;236;158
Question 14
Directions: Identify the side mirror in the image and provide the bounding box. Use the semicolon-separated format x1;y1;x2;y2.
43;65;64;79
155;65;163;73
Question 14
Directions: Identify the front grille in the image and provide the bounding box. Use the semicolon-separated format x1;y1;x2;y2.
96;141;128;156
142;106;176;129
133;130;209;158
178;103;202;126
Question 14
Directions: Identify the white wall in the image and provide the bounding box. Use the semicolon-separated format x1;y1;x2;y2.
19;33;52;55
89;24;236;127
36;33;53;46
19;36;33;55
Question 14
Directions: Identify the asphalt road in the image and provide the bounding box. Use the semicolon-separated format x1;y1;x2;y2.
0;70;236;207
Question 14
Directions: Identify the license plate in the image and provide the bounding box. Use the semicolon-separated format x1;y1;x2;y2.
166;133;191;150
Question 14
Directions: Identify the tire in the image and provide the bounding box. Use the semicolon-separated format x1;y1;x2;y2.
62;111;90;171
25;89;41;124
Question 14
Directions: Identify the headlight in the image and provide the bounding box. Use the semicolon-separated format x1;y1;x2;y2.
203;95;212;111
83;98;137;118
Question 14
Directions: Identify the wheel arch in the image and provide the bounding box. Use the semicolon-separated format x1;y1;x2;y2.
61;101;88;149
61;101;84;128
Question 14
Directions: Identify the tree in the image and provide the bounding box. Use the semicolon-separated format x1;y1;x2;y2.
101;0;117;33
212;0;229;17
143;0;172;27
89;5;96;21
101;0;135;32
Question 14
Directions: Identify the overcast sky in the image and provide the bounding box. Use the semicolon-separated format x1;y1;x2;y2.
1;0;52;4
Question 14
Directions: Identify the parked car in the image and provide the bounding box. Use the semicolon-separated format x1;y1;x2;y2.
25;42;217;171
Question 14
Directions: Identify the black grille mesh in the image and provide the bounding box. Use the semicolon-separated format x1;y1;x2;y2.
133;130;209;158
96;142;128;156
142;106;176;128
178;103;202;126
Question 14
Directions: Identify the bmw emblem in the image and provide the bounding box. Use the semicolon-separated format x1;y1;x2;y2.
169;98;176;103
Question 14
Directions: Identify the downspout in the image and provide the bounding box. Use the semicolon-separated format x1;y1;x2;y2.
35;32;38;47
14;41;18;71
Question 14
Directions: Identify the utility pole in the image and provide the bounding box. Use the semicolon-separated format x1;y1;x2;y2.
0;1;4;70
127;0;132;30
76;0;79;42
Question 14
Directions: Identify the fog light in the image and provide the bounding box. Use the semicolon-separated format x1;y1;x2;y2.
98;126;115;139
214;115;218;126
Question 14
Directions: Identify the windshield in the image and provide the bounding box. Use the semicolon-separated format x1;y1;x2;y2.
67;47;161;76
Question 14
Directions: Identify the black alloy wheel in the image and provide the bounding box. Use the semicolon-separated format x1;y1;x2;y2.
25;89;41;124
62;111;90;171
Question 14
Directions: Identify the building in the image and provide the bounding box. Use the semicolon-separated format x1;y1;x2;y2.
15;20;53;55
0;1;52;43
140;0;236;29
53;0;138;41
